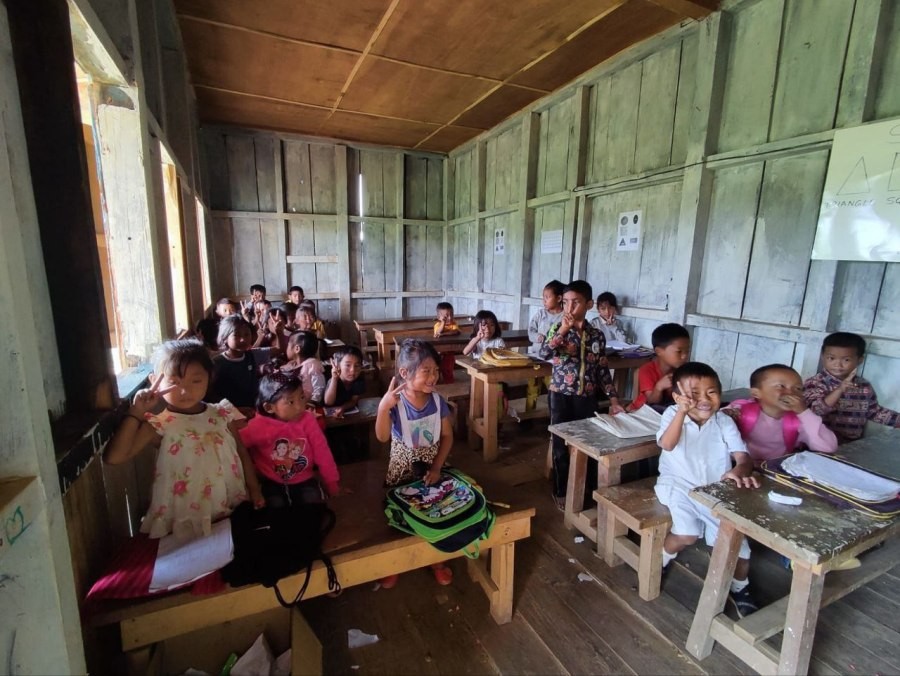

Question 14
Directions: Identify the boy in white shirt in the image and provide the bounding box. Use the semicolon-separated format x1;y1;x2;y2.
655;361;760;617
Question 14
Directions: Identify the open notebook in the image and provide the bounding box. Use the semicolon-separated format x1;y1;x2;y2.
591;405;662;438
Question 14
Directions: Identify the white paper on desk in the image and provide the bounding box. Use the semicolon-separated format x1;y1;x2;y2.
149;518;233;592
605;340;641;351
591;406;661;438
782;451;900;502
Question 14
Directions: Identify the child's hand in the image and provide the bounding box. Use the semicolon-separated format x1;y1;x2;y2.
839;369;857;391
435;319;445;337
656;373;673;392
721;407;741;422
378;377;405;414
560;313;575;334
250;486;266;509
722;468;759;489
424;464;442;486
130;377;175;417
672;380;697;413
536;334;544;343
608;401;626;415
330;356;342;378
477;324;489;340
778;394;807;414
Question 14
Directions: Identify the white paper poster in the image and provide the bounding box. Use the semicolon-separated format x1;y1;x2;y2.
541;229;563;254
812;118;900;262
494;227;505;255
616;210;642;251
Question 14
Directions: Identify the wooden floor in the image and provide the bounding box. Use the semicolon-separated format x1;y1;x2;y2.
302;423;900;675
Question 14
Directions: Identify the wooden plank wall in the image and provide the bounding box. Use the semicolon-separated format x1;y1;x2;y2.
447;0;900;408
202;131;445;336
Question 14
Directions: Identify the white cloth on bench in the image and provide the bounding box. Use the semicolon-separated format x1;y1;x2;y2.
591;405;661;438
149;518;234;592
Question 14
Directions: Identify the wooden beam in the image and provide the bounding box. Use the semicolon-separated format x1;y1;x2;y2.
512;112;540;328
473;141;487;304
334;145;352;325
394;152;405;317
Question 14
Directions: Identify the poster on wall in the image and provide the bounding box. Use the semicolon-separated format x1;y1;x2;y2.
616;210;642;251
541;229;563;254
494;228;505;255
812;118;900;262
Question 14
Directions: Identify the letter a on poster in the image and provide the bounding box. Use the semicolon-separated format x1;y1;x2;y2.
616;211;642;251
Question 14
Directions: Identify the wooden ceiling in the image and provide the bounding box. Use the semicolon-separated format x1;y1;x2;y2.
175;0;717;152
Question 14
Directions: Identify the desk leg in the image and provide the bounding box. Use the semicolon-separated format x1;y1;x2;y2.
564;446;587;531
468;377;483;449
376;339;387;369
778;564;825;676
482;382;501;462
686;520;743;660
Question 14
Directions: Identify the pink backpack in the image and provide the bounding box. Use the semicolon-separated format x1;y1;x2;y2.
733;399;801;452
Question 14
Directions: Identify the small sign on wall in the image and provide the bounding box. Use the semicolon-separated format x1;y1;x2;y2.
616;210;642;251
541;229;563;254
494;228;505;255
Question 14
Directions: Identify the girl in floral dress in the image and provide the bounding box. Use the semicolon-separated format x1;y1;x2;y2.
105;339;263;541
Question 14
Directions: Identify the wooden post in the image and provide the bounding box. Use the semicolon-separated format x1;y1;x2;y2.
511;113;540;328
335;145;352;325
394;152;405;317
473;141;487;308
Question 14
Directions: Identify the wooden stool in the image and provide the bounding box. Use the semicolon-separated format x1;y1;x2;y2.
593;477;671;601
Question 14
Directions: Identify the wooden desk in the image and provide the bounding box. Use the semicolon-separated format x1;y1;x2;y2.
374;320;510;368
606;353;652;399
686;432;900;675
93;460;535;672
547;418;660;543
456;355;551;463
354;316;474;354
397;329;531;356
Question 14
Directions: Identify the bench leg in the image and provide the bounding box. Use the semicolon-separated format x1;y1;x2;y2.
638;524;667;601
602;509;626;567
291;607;323;676
489;542;515;624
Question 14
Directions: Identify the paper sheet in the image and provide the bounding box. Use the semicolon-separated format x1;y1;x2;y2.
782;452;900;502
591;406;661;438
149;518;233;592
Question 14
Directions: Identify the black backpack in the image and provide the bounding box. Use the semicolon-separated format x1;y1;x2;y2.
221;501;340;607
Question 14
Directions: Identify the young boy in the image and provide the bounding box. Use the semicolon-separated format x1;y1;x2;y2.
804;332;900;442
242;284;267;323
590;291;628;344
527;280;564;354
540;280;624;505
215;297;238;318
434;302;461;383
726;364;837;465
656;362;759;617
288;286;305;305
628;323;691;412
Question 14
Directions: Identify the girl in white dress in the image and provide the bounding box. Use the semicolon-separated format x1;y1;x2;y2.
105;339;263;540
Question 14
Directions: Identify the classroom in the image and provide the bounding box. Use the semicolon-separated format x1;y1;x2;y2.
2;0;899;674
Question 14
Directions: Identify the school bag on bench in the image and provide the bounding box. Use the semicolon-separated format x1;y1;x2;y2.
385;468;495;557
221;501;341;606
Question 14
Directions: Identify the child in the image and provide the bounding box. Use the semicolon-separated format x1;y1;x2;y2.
540;280;624;505
256;307;291;353
210;315;275;413
104;339;262;540
375;339;454;587
434;301;460;383
463;310;506;359
655;362;759;617
215;297;238;318
240;371;340;506
241;284;267;324
288;286;305;305
527;280;564;353
194;316;220;354
282;330;326;405
590;291;628;344
726;364;837;465
281;302;298;329
296;300;326;339
804;332;900;443
628;323;691;412
324;346;366;417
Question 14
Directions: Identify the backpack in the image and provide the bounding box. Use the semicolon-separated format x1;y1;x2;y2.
385;468;495;557
221;501;340;607
734;399;801;452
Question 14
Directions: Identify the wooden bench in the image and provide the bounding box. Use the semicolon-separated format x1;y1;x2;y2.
594;477;671;601
91;460;534;673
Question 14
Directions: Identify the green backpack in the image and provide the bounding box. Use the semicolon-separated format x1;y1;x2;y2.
385;468;495;558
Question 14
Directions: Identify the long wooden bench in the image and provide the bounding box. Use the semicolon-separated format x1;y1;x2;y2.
594;477;671;601
91;460;534;673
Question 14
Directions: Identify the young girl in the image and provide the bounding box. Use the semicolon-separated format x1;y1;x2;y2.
463;310;506;359
281;330;326;404
375;339;454;587
240;372;340;506
590;291;629;344
296;300;326;339
210;315;276;413
324;346;366;417
528;280;564;353
104;339;262;541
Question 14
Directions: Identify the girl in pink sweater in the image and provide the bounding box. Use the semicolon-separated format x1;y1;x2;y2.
239;371;340;506
726;364;837;466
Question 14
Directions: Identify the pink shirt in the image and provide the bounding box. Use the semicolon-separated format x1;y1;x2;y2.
729;401;838;465
239;412;340;495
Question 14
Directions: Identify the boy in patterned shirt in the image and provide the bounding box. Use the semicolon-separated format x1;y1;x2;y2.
803;332;899;443
540;280;625;506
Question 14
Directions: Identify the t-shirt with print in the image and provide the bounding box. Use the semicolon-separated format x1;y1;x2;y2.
389;393;451;447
